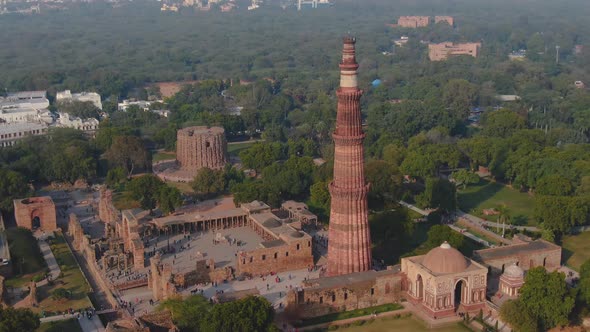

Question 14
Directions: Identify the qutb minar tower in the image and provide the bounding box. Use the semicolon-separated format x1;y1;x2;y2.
326;37;372;276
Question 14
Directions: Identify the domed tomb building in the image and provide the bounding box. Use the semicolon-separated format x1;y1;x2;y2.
401;242;488;317
499;263;524;297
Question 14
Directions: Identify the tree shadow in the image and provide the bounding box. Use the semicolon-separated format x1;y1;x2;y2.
561;248;574;265
512;215;528;226
458;180;503;212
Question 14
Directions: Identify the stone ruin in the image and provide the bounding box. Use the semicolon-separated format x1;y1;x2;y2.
176;126;228;173
13;196;57;231
99;187;120;224
153;126;228;182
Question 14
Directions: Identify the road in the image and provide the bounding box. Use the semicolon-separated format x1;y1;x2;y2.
456;210;540;232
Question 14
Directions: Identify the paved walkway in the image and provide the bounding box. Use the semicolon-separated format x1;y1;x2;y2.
40;314;105;332
457;210;539;232
36;234;61;281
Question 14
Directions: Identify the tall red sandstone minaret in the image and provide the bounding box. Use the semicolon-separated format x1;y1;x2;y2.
326;37;372;277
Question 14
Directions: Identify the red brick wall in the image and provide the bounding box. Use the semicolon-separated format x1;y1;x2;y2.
237;238;313;276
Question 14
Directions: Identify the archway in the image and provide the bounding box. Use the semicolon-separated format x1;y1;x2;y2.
32;216;41;229
416;274;424;299
454;279;466;309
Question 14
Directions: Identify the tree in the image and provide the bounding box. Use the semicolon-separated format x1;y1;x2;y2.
442;79;478;119
365;160;403;208
105;166;126;187
191;168;225;197
579;259;590;306
0;306;40;332
416;178;457;212
201;296;278;332
309;181;330;219
500;299;538;332
51;287;71;301
55;100;101;120
496;204;511;237
452;169;480;189
535;175;574;196
0;169;31;212
127;174;165;212
481;109;526;138
158;295;210;331
518;267;575;330
105;136;149;178
424;225;464;251
158;186;182;215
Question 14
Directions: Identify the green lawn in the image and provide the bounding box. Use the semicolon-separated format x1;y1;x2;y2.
562;231;590;271
337;315;471;332
35;233;92;315
112;190;141;210
153;151;176;162
457;179;536;226
295;303;404;327
37;319;83;332
5;228;47;288
227;141;255;157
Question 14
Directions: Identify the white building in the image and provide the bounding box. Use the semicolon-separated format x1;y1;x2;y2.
0;122;47;148
0;91;52;124
56;90;103;110
57;113;99;132
117;100;153;112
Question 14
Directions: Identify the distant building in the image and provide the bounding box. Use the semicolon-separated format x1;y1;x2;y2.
394;36;409;47
56;90;102;110
428;42;481;61
508;50;527;61
56;112;99;132
397;16;429;28
0;90;52;124
434;16;454;26
574;45;584;55
0;122;47;147
495;95;521;102
160;4;178;12
118;100;153;112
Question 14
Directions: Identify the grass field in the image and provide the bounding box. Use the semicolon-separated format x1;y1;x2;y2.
562;231;590;271
37;318;83;332
227;141;255;156
152;151;176;162
457;179;536;226
35;233;92;314
112;190;141;210
5;228;47;288
337;315;471;332
167;181;194;194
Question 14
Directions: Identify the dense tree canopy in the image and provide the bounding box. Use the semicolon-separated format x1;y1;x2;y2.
0;306;39;332
503;267;576;331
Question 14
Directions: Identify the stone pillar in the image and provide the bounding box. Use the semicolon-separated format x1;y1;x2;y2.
327;37;372;276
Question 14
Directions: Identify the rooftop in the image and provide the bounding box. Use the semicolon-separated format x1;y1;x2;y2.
474;239;560;261
0;122;47;134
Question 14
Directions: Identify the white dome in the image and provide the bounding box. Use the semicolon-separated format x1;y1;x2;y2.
503;263;524;278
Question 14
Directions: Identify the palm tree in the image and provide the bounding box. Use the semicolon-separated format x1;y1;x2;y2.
496;204;511;238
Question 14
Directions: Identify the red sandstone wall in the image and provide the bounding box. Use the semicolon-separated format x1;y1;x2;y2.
237;238;313;276
287;273;402;319
14;198;57;231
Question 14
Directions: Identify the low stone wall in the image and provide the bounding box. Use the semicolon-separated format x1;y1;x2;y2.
67;214;118;309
